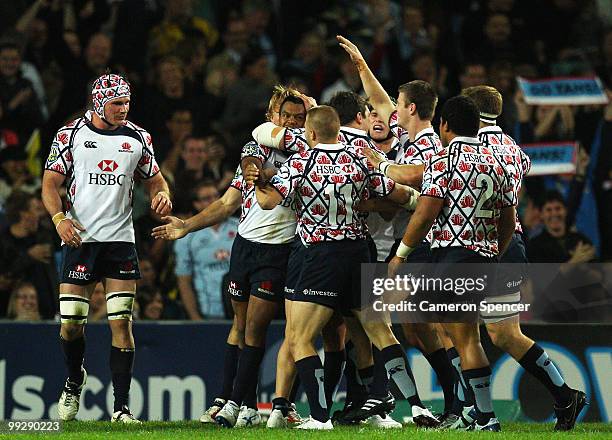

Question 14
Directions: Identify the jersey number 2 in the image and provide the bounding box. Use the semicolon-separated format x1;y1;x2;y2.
326;185;354;225
475;174;494;218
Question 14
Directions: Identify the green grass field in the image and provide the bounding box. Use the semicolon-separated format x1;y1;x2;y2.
4;421;611;439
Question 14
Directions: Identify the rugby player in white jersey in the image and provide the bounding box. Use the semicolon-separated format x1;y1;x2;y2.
337;35;457;423
462;86;586;431
254;106;418;429
42;74;172;423
390;95;517;431
153;86;306;427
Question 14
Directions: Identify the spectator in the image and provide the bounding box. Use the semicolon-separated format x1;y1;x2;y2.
148;0;218;62
0;42;44;142
0;191;57;319
219;48;275;153
157;108;194;167
0;147;40;206
174;181;238;320
321;56;363;104
458;61;487;91
88;282;107;322
169;136;207;213
51;32;114;125
136;257;184;320
202;134;236;192
527;190;596;263
7;281;41;321
207;17;249;69
140;55;212;139
393;2;438;63
281;32;330;99
134;206;173;272
243;0;277;69
204;55;239;105
0;257;19;318
137;286;165;320
489;61;518;135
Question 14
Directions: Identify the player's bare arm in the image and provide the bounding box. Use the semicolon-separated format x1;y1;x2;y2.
498;205;517;255
144;172;172;216
42;170;86;248
363;147;424;186
152;186;241;241
389;195;443;275
337;35;395;124
255;183;283;210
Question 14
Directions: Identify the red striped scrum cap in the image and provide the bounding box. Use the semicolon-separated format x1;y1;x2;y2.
91;74;131;121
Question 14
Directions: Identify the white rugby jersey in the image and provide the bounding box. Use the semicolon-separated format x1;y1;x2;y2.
421;136;514;258
478;126;531;234
233;141;296;244
270;143;395;245
45;112;159;243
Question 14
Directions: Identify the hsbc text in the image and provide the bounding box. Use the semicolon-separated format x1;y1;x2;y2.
88;173;127;186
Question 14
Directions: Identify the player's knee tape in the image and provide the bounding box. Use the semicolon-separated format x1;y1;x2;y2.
106;291;135;321
59;294;90;324
480;291;521;324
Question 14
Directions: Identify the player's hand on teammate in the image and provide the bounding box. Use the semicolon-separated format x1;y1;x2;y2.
151;190;172;216
151;216;187;241
337;35;366;70
243;163;261;185
57;218;86;248
299;93;317;110
363;147;385;169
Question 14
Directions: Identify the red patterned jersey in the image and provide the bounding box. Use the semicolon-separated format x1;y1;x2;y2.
283;126;389;235
478;126;531;234
44;112;159;243
421;136;514;257
269;143;394;244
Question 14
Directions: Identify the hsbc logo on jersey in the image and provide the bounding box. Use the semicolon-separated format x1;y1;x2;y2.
68;264;91;281
313;164;355;175
98;160;118;172
90;160;126;185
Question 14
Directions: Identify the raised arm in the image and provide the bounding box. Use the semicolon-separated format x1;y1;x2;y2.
337;35;395;124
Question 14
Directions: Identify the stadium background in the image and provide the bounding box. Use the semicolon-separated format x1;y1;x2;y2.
0;0;610;424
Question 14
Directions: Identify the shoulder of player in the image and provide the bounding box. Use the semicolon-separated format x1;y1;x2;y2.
123;121;153;146
54;117;88;144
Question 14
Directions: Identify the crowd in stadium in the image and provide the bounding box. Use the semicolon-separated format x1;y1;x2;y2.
0;0;611;324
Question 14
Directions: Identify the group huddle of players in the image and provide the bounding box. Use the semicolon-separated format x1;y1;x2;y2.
45;34;586;430
153;35;587;431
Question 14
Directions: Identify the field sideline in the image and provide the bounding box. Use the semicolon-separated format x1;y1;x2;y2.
6;421;610;439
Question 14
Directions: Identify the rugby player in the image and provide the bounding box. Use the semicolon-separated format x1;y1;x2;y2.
42;73;171;423
153;86;305;427
463;85;587;431
390;95;517;431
